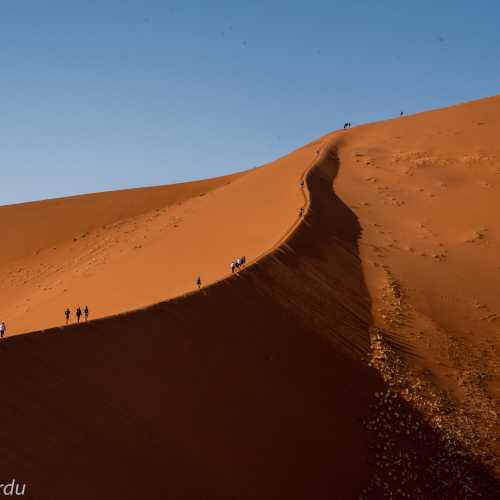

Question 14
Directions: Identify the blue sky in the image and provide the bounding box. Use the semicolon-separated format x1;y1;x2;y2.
1;1;499;205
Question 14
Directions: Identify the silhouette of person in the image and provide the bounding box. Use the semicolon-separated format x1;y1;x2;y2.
231;261;235;273
300;207;304;217
65;308;70;324
0;322;6;339
84;306;89;321
76;307;82;323
400;111;404;117
196;276;202;289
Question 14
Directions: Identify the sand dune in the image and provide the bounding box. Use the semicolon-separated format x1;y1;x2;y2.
0;96;499;498
335;94;500;466
0;144;313;336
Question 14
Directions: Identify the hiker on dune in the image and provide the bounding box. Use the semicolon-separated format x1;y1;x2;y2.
65;308;71;324
0;322;5;339
84;306;89;321
231;261;236;273
196;276;202;289
76;307;82;323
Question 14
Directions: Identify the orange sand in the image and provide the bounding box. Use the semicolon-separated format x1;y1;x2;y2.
0;96;498;499
0;144;313;336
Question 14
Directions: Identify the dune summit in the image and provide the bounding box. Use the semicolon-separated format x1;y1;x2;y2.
0;96;499;498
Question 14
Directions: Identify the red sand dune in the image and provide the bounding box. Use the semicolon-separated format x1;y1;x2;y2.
0;144;312;336
0;96;499;499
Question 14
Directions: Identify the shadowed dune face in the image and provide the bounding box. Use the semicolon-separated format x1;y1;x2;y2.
251;143;373;358
0;146;385;499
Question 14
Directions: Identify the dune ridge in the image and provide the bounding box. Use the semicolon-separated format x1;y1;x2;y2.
1;96;499;498
1;143;315;336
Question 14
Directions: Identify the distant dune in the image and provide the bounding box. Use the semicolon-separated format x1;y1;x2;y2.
0;96;499;499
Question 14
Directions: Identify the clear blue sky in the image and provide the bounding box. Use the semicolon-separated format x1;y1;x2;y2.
1;1;499;205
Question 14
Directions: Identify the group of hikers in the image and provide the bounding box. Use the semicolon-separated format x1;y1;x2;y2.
0;308;89;340
195;255;248;290
64;306;89;324
230;256;246;273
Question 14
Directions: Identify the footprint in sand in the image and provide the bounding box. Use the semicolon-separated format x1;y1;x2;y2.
480;312;500;322
431;250;447;261
465;228;487;243
478;181;492;189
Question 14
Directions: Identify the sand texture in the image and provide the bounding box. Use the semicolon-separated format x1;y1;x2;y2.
0;95;499;498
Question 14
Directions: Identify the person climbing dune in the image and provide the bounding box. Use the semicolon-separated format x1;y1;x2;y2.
76;307;82;323
196;276;202;289
84;306;89;321
65;308;70;324
0;322;6;339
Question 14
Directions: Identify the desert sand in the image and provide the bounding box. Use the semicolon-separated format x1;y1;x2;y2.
0;143;312;336
335;95;500;463
0;95;499;498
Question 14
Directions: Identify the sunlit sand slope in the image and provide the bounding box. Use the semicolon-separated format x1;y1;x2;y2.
335;94;500;474
1;143;313;336
0;96;499;499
